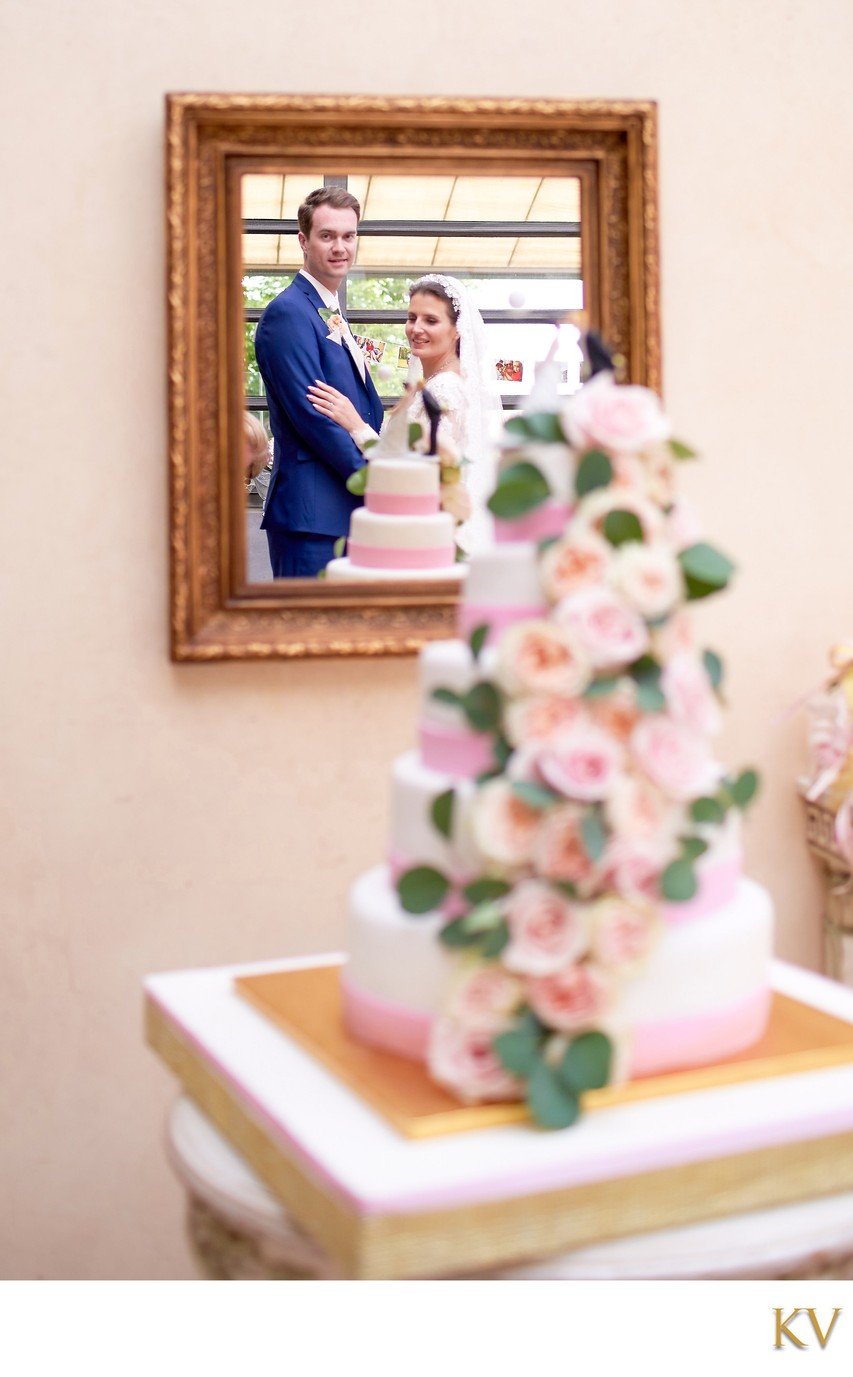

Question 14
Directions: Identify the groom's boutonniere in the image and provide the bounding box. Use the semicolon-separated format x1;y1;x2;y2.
318;307;345;343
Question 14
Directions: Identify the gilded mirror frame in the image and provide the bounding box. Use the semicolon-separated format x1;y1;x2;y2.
166;93;660;662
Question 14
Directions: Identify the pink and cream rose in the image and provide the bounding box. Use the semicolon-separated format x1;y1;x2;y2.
573;487;664;544
469;778;540;872
440;479;472;523
608;541;683;621
651;607;696;660
661;652;722;737
604;773;683;843
428;1017;522;1104
602;834;679;901
537;721;624;802
665;495;703;552
504;693;583;748
496;619;592;697
631;715;720;801
587;681;641;742
554;585;649;671
538;529;611;603
447;962;523;1031
641;441;677;507
588;897;660;971
560;372;672;456
526;961;613;1032
531;803;598;888
503;880;589;976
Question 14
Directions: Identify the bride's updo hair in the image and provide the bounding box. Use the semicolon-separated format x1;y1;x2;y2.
410;274;462;356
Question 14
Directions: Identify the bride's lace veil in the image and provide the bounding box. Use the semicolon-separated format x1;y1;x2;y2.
408;274;503;549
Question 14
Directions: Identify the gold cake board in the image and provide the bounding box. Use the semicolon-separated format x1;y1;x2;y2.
234;963;853;1140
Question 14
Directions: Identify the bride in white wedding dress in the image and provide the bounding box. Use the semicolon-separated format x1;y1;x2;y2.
307;274;502;553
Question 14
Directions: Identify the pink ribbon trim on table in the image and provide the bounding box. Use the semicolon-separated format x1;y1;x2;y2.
366;492;438;516
626;988;772;1079
661;856;740;924
341;978;432;1061
457;602;549;642
419;718;495;777
348;542;455;569
493;500;574;544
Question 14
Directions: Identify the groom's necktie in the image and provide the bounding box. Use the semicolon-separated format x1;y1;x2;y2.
332;303;366;381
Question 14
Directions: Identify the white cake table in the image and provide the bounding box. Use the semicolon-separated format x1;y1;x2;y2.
145;955;853;1280
166;1094;853;1281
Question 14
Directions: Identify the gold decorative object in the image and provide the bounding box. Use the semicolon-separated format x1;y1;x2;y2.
234;963;853;1140
166;94;661;662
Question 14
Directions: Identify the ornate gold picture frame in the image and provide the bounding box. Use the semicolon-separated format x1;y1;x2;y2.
166;94;660;662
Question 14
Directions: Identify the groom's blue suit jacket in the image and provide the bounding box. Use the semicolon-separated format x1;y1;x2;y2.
255;274;384;539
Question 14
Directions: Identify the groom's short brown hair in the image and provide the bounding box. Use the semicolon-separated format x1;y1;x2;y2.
298;186;361;236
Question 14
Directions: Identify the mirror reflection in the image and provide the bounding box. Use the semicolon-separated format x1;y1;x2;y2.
240;172;585;584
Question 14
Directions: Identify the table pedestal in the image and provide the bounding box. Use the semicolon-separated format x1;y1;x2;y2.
167;1096;853;1281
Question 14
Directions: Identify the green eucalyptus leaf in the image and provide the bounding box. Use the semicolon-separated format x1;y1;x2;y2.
603;510;644;547
575;448;613;497
432;687;462;708
660;857;698;903
635;682;667;713
487;462;551;519
408;422;424;448
560;1031;613;1092
430;789;455;840
438;917;482;948
510;780;561;811
493;1027;542;1076
502;412;563;443
345;466;368;497
462;681;503;733
580;810;607;862
679;835;709;862
583;675;621;699
462;877;511;905
362;437;379;452
481;919;510;958
469;624;490;661
397;865;450;915
492;735;513;770
730;769;760;809
668;438;699;460
332;536;347;558
690;796;725;825
459;902;504;936
678;543;735;597
630;655;663;686
703;649;724;691
526;1060;580;1130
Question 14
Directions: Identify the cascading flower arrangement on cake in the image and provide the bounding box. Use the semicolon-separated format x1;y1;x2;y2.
390;339;760;1128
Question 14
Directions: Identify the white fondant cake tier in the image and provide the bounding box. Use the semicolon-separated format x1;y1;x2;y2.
388;750;480;879
349;508;455;552
458;542;548;640
342;865;775;1074
366;457;440;498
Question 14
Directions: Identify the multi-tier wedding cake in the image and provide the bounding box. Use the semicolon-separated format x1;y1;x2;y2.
341;341;774;1128
325;386;468;584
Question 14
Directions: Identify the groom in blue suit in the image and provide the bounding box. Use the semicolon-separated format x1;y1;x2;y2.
255;186;384;577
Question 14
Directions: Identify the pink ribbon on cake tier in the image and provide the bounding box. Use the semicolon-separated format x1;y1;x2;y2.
419;718;496;778
366;493;439;516
626;988;772;1079
660;855;740;924
341;979;432;1061
348;543;456;569
493;500;574;544
457;602;549;643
